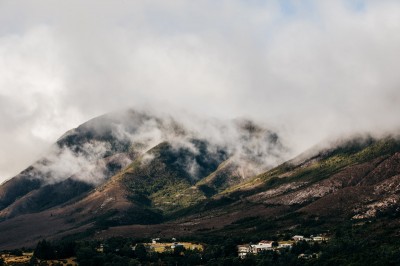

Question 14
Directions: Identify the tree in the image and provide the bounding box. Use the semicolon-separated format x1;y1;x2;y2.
134;244;147;261
222;238;237;257
29;256;38;266
203;245;222;261
120;243;134;257
173;245;185;256
57;240;76;258
104;237;128;254
34;239;55;260
291;240;310;255
128;258;141;266
76;246;99;264
9;249;23;256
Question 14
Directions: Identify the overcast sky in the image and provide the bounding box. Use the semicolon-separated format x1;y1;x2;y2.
0;0;400;180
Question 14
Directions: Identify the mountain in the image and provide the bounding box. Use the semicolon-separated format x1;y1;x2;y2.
0;109;285;249
0;110;399;250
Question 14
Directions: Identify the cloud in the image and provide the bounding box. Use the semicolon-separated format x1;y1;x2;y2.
26;109;285;185
37;141;111;185
1;0;400;180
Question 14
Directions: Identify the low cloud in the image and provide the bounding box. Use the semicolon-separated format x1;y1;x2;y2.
28;109;286;185
1;1;400;180
36;141;110;185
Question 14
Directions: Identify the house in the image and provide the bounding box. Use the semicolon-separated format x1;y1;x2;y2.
258;240;274;248
238;240;293;258
292;235;304;241
250;243;273;254
298;253;319;259
312;235;329;242
250;245;268;254
237;241;274;258
278;241;293;249
237;245;252;259
312;236;323;242
96;244;104;253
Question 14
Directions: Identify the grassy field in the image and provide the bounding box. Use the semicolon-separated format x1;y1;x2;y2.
1;252;32;265
145;242;204;253
41;258;78;266
0;252;77;266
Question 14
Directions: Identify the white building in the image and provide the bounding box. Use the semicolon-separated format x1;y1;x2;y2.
250;240;275;254
312;235;329;242
237;245;252;259
278;242;293;249
292;235;304;241
238;240;295;258
152;238;160;244
258;240;274;248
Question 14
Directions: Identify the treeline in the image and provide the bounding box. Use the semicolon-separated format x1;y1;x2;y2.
25;238;345;265
14;221;400;265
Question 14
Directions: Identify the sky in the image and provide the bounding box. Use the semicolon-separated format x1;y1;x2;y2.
0;0;400;180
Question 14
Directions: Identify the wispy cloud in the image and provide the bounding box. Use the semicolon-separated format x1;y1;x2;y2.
28;110;285;185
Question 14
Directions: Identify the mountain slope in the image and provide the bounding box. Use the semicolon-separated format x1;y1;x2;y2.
0;109;287;249
78;136;400;244
165;137;400;236
1;110;399;250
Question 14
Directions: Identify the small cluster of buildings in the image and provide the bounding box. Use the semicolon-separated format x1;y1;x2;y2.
96;238;203;254
144;238;203;253
237;240;291;258
292;234;329;242
237;234;329;259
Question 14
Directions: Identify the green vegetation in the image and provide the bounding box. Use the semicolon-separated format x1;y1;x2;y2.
253;137;400;190
196;161;243;197
24;217;400;266
150;182;206;212
122;141;225;215
33;239;76;260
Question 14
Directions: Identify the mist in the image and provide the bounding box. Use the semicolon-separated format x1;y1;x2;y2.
1;0;400;180
30;109;286;185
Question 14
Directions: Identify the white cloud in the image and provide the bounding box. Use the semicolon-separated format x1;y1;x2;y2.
1;0;400;180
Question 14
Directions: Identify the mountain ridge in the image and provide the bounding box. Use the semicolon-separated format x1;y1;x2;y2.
0;110;399;249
